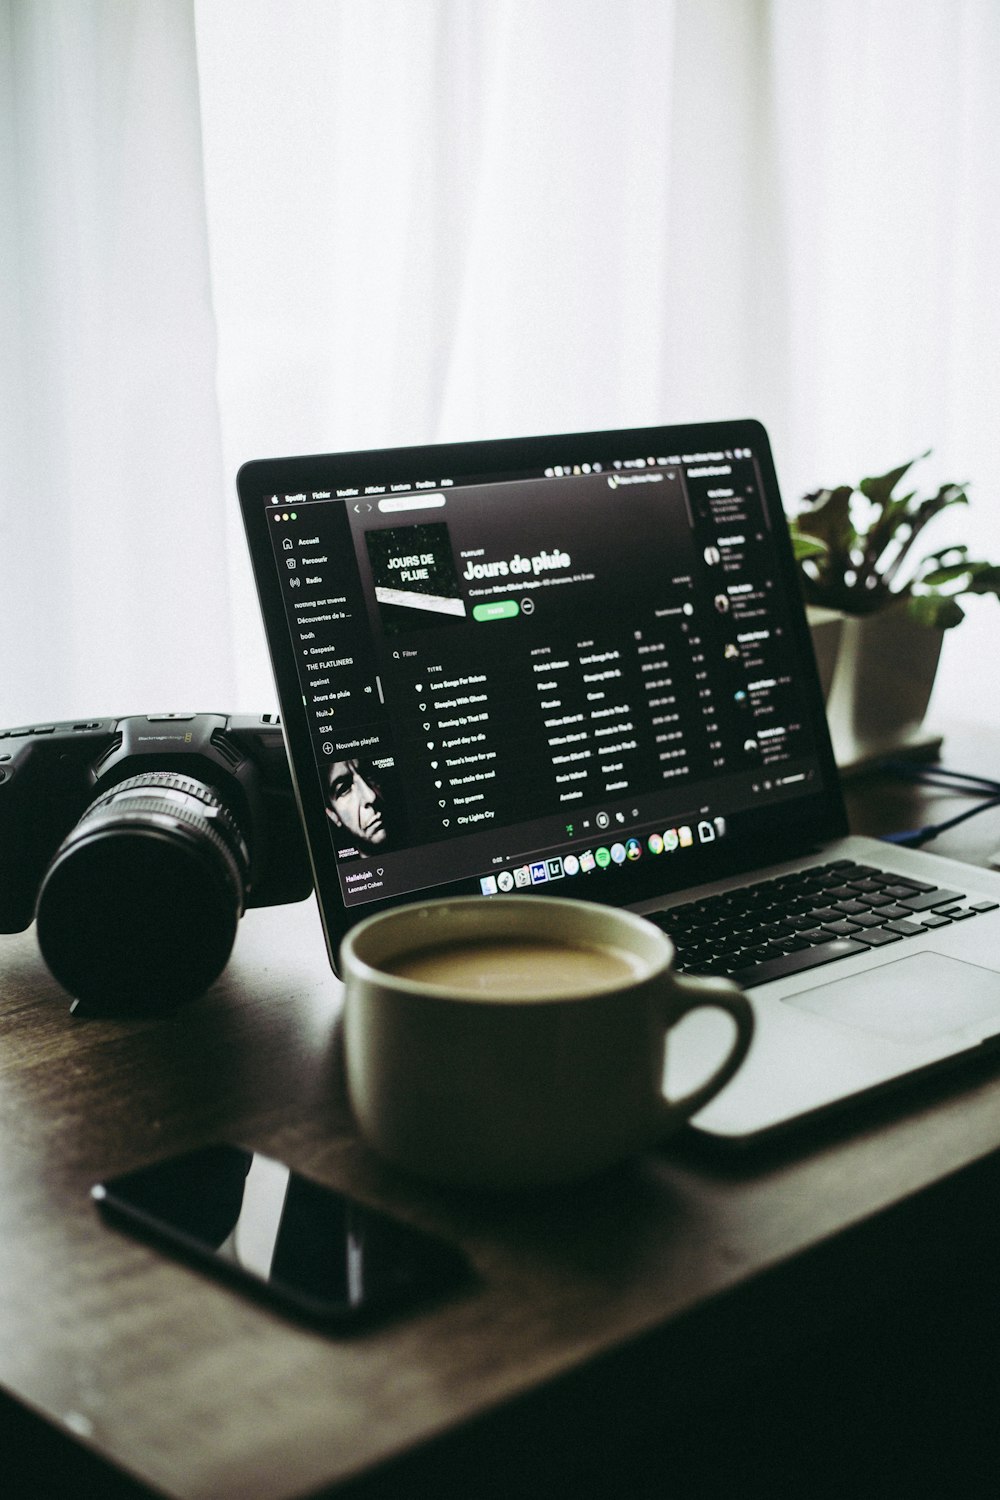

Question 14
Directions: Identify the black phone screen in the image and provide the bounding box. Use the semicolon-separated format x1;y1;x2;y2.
93;1143;470;1329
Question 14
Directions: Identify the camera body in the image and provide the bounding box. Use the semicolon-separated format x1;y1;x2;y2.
0;713;312;1007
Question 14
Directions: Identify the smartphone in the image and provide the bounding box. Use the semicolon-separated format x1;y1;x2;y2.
92;1143;471;1330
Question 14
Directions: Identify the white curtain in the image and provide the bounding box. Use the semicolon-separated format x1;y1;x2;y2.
1;0;235;721
3;0;999;729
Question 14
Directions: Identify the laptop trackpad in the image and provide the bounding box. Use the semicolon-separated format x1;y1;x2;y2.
783;953;1000;1045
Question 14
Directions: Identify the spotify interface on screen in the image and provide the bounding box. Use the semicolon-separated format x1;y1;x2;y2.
265;444;827;908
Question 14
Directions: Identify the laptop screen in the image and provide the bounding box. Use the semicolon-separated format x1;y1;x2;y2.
238;420;845;965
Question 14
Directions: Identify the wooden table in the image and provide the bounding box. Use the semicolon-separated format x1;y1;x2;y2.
4;723;1000;1498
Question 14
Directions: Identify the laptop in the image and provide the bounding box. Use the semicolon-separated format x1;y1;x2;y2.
237;418;1000;1146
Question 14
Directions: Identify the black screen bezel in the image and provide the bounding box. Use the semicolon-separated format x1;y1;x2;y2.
237;418;847;973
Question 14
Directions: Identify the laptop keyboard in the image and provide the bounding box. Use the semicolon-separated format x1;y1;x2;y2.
646;859;999;989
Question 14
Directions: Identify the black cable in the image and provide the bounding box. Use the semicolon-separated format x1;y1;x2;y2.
878;760;1000;797
877;760;1000;846
882;795;1000;848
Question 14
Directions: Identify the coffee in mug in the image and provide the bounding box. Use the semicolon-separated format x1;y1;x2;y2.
382;935;645;996
340;895;753;1189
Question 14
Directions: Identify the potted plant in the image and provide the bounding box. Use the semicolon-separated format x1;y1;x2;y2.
788;453;1000;771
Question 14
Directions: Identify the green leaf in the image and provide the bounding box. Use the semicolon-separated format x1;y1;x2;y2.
789;529;828;563
965;564;1000;597
909;484;969;543
918;556;1000;593
858;452;930;509
792;486;856;574
877;485;969;592
793;453;996;624
907;593;965;630
920;563;975;586
863;491;915;547
861;491;920;577
795;485;855;530
922;544;970;567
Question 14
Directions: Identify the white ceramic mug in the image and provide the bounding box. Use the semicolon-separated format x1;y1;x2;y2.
340;895;753;1189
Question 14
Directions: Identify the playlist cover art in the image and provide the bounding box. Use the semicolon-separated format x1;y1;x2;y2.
365;522;467;635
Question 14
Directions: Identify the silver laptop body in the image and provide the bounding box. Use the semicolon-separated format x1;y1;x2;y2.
237;419;1000;1146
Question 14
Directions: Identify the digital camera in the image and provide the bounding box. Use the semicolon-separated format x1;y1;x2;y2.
0;713;312;1010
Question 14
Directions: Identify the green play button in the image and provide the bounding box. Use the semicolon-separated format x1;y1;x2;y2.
472;600;520;622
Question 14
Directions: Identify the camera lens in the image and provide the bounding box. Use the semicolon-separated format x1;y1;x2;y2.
36;772;251;1010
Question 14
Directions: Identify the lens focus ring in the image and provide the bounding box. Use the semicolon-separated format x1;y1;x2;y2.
81;774;251;891
85;772;250;875
36;771;253;1009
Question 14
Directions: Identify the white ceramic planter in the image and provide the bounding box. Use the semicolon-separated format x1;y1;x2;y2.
806;604;944;774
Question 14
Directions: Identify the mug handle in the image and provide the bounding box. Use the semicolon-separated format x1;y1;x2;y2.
656;973;754;1131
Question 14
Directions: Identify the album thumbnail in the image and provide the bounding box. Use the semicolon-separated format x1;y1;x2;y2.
365;522;467;635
